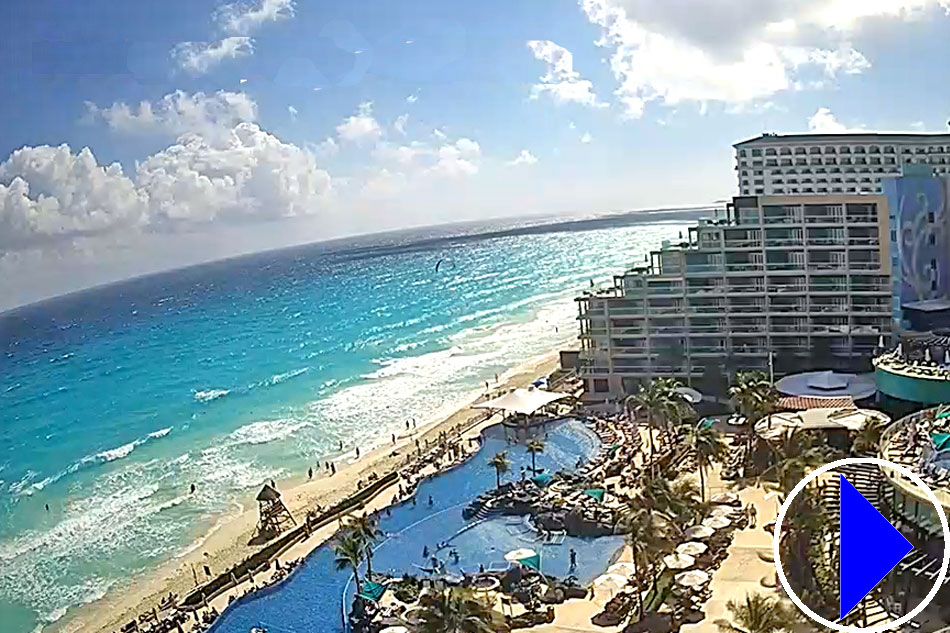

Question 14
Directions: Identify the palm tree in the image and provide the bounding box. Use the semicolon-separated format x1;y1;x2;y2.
525;439;545;474
347;513;382;580
729;371;779;426
851;414;891;455
729;370;779;469
488;451;511;489
417;587;503;633
624;507;671;620
626;379;679;466
333;531;365;593
683;421;727;502
717;592;798;633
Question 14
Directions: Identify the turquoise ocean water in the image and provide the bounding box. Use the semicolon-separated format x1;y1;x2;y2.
0;214;692;633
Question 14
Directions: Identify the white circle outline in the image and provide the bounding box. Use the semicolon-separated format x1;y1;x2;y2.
773;457;950;633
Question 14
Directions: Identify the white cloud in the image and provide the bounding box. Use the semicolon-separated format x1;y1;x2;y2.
84;91;257;142
394;113;409;136
807;107;862;132
580;132;593;143
313;137;339;158
215;0;295;35
506;150;538;166
0;124;332;251
0;146;146;250
362;168;408;198
172;37;254;75
431;138;481;177
336;102;382;143
370;136;482;184
526;40;605;108
433;128;447;140
578;0;945;117
910;120;928;131
406;94;419;104
288;105;298;120
137;123;330;226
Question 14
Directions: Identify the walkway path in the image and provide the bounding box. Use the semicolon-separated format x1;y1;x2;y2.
681;464;780;633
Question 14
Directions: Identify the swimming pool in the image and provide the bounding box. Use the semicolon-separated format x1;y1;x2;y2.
208;419;623;633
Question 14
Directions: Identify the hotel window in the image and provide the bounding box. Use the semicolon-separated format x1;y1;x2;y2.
930;234;936;245
929;212;935;223
593;379;609;393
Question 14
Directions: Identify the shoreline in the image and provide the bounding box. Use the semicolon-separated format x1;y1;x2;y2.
52;349;567;633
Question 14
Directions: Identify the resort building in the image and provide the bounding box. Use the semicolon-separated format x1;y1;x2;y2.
735;133;950;197
576;193;892;402
873;168;950;414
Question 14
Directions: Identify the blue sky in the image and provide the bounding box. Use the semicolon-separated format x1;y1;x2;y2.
2;0;950;309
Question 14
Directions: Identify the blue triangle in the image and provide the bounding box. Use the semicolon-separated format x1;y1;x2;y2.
839;474;913;619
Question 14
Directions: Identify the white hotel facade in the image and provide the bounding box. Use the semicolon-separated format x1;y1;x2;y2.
735;132;950;196
574;132;950;402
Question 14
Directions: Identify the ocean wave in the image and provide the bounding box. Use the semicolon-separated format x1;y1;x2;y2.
251;367;310;389
194;388;231;403
227;418;313;447
17;428;173;496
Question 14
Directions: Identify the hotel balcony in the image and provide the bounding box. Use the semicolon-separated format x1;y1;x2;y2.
646;281;684;296
770;300;806;313
686;281;725;295
767;277;806;294
804;204;845;224
764;228;804;247
846;203;878;224
726;281;766;294
727;298;766;313
809;300;848;314
808;253;848;272
684;262;725;275
806;230;846;247
686;300;725;314
729;318;767;333
848;253;882;271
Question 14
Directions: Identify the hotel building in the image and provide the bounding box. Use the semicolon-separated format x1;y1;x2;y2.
576;194;892;401
735;133;950;197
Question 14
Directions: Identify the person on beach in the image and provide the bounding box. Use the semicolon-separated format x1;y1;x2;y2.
355;447;360;458
569;548;577;570
330;463;336;475
190;483;196;494
339;440;343;451
45;503;49;512
748;503;758;528
392;433;396;444
308;467;313;480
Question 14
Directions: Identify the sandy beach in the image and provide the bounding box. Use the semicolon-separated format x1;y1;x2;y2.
53;350;565;633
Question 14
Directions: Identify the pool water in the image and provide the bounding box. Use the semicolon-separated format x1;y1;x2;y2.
209;419;623;633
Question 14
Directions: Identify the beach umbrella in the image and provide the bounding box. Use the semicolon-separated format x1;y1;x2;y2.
684;525;715;540
592;573;628;602
663;553;695;569
710;492;739;505
606;562;637;578
504;548;538;562
676;541;708;556
675;569;710;589
710;505;737;518
702;516;732;530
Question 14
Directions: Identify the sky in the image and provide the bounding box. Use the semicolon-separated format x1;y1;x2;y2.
2;0;950;310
